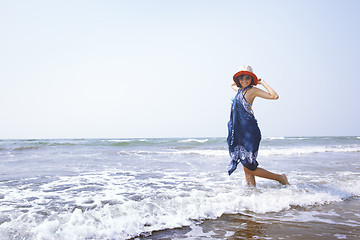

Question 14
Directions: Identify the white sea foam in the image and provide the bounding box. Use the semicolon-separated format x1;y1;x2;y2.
265;137;285;140
334;234;348;239
282;211;339;224
0;168;358;240
178;139;209;143
1;137;359;239
173;149;227;156
107;139;131;143
260;145;360;156
150;145;360;157
109;144;360;158
287;137;309;140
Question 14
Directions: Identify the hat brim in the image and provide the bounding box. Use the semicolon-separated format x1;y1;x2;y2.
233;71;258;86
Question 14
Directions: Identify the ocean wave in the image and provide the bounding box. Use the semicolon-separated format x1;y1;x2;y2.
264;137;285;140
260;145;360;156
8;144;359;157
173;149;226;156
286;137;309;140
178;139;209;143
107;144;360;157
2;137;358;152
13;146;42;151
1;169;358;240
107;139;132;143
178;145;360;157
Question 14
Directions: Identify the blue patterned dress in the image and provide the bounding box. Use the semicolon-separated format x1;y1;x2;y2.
227;86;261;175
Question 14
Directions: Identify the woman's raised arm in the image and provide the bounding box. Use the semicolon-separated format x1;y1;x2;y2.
254;79;279;100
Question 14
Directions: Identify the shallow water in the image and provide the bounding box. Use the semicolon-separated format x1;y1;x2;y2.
0;137;359;239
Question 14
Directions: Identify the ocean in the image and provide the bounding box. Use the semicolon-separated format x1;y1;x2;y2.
0;137;359;239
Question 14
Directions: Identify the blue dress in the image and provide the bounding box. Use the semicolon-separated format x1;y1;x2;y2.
227;86;261;175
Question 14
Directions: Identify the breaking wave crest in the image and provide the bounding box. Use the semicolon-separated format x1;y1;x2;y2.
1;169;358;240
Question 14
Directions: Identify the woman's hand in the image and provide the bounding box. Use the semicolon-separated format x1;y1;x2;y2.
231;82;239;91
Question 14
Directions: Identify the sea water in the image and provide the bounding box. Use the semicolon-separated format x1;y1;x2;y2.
0;137;359;239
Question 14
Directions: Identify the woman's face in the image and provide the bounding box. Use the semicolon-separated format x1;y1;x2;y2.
239;75;252;88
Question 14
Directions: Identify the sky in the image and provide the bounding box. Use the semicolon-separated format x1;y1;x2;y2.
1;0;359;139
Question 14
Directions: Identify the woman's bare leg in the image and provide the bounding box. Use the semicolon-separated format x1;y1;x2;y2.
243;166;256;187
243;166;290;186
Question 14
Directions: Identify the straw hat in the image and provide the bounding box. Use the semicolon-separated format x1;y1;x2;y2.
233;65;258;86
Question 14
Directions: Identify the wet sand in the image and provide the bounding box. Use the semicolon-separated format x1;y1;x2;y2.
136;215;359;240
137;197;360;240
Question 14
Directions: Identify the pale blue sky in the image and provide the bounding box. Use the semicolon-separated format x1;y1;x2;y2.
1;0;359;139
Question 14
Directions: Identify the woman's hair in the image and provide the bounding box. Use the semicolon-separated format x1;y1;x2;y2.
235;75;254;88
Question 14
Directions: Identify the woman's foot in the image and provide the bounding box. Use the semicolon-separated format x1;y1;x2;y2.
280;174;290;185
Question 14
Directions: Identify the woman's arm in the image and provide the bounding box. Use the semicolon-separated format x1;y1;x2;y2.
231;82;239;92
254;79;279;100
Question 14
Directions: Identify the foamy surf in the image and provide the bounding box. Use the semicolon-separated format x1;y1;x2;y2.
264;136;285;140
0;137;359;239
178;138;209;143
1;167;359;239
112;144;360;158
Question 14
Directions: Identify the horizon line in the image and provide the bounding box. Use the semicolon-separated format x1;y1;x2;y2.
0;135;359;140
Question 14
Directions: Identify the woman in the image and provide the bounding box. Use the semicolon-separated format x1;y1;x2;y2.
227;65;289;187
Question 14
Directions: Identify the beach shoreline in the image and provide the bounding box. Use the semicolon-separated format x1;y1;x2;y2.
0;137;359;239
